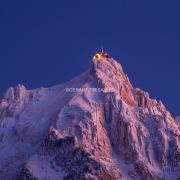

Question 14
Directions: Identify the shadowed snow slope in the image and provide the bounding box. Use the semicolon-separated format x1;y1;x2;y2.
0;55;179;180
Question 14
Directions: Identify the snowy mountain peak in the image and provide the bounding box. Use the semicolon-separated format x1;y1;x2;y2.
91;54;133;93
0;54;179;180
91;55;156;109
91;52;126;81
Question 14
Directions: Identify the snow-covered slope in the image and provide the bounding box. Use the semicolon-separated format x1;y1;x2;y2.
0;54;179;180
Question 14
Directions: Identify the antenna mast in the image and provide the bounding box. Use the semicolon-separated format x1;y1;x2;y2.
101;46;104;53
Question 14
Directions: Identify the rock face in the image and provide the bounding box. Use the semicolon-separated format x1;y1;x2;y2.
0;54;179;180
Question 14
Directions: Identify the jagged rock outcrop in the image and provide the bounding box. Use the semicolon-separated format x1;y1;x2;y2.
0;85;46;118
175;116;180;127
0;53;179;179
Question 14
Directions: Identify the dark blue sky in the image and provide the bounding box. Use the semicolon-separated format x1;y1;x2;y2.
0;1;180;116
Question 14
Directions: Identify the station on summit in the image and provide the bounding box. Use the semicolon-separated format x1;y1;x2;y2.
93;48;109;61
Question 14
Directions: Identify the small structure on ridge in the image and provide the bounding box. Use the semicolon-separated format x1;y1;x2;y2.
93;48;109;61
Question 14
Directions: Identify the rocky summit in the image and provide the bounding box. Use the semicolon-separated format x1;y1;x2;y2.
0;53;179;180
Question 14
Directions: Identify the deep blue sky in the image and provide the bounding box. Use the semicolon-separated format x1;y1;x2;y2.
0;1;180;116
